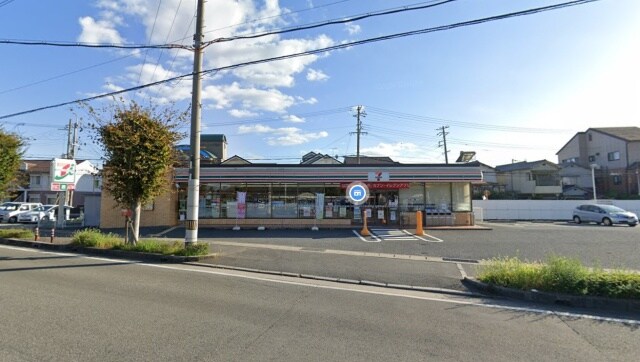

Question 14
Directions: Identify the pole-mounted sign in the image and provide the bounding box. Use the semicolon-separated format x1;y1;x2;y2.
346;181;369;205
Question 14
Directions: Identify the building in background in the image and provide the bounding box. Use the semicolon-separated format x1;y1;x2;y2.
557;127;640;198
494;160;562;199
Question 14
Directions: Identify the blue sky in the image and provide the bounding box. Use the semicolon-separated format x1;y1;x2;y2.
1;0;638;167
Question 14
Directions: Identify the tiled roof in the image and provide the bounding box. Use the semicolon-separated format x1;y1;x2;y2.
591;127;640;142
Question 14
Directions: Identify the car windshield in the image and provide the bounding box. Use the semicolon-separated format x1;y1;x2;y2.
599;205;626;213
2;203;21;211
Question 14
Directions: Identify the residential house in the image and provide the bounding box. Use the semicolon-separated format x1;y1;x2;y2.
556;127;640;197
17;159;100;204
300;152;341;165
495;160;562;199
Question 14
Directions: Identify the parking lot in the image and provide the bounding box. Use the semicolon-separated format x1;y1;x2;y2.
148;221;640;270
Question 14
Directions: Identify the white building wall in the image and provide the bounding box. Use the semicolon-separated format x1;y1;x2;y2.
474;200;640;220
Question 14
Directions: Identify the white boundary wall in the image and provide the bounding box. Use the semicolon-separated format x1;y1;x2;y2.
473;200;640;221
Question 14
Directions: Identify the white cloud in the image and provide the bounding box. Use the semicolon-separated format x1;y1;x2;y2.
229;109;259;118
306;69;329;82
345;22;361;35
361;142;435;163
82;0;337;116
282;114;305;123
203;82;295;113
238;124;328;146
78;16;124;44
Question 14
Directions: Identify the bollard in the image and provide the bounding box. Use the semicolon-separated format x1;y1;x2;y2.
360;209;371;236
50;228;55;243
34;226;39;241
415;211;424;236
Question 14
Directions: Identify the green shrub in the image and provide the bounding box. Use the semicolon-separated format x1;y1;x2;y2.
0;228;34;239
71;230;209;256
478;256;640;299
71;229;123;248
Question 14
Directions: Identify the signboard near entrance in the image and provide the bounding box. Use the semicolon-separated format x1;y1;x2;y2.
340;182;409;190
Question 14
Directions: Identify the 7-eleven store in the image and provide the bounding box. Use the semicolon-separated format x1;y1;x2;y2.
169;163;482;228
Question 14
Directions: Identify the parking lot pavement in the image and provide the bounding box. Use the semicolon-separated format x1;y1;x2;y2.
199;242;476;292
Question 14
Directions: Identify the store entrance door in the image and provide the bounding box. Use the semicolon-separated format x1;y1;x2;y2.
365;191;399;226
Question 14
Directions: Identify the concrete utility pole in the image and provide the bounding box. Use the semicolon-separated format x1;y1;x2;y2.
57;120;79;228
350;105;367;165
437;126;450;164
185;0;205;245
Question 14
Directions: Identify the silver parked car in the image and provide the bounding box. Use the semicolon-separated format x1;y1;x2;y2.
572;204;638;227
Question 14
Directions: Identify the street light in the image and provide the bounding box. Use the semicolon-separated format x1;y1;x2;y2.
590;164;600;201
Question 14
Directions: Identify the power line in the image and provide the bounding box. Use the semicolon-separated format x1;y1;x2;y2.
203;0;353;36
0;0;601;121
365;108;574;134
205;0;456;46
0;38;188;50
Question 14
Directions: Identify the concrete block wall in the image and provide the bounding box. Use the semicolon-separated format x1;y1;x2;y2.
474;200;640;221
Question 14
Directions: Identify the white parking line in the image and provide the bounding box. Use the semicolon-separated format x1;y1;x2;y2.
352;229;382;242
403;229;444;243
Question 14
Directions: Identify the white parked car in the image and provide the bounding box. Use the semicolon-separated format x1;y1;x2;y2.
0;202;43;223
17;204;58;223
572;204;638;227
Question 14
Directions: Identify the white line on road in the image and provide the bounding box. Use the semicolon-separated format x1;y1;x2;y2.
2;244;639;326
352;229;381;242
402;229;443;242
456;263;468;279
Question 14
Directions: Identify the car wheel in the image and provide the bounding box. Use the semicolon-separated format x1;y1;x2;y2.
42;216;50;221
573;216;581;224
602;217;613;226
8;216;17;223
629;223;637;227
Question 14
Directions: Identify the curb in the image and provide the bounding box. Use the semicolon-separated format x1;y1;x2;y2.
0;238;203;263
462;277;640;314
185;261;486;298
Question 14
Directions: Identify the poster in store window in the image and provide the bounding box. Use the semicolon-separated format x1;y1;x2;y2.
377;210;384;219
237;191;246;219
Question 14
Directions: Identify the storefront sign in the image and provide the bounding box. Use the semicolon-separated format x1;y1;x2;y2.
368;171;389;181
341;182;410;190
50;158;77;190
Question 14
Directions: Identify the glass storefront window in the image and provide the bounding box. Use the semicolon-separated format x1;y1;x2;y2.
425;183;451;214
323;183;350;219
220;183;245;218
452;183;471;211
297;184;324;218
271;183;297;218
399;183;425;212
246;183;271;218
201;183;221;219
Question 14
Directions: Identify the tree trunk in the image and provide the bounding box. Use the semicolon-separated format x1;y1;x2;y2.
131;202;142;245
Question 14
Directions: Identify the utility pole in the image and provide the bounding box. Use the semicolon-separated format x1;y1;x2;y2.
185;0;205;246
57;120;79;228
437;126;450;164
350;105;367;164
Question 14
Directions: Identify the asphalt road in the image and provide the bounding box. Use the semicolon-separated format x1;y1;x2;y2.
1;245;638;362
153;221;640;269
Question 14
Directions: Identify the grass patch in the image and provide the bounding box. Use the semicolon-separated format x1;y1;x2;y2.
71;229;209;256
0;228;34;239
478;255;640;300
71;229;123;249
